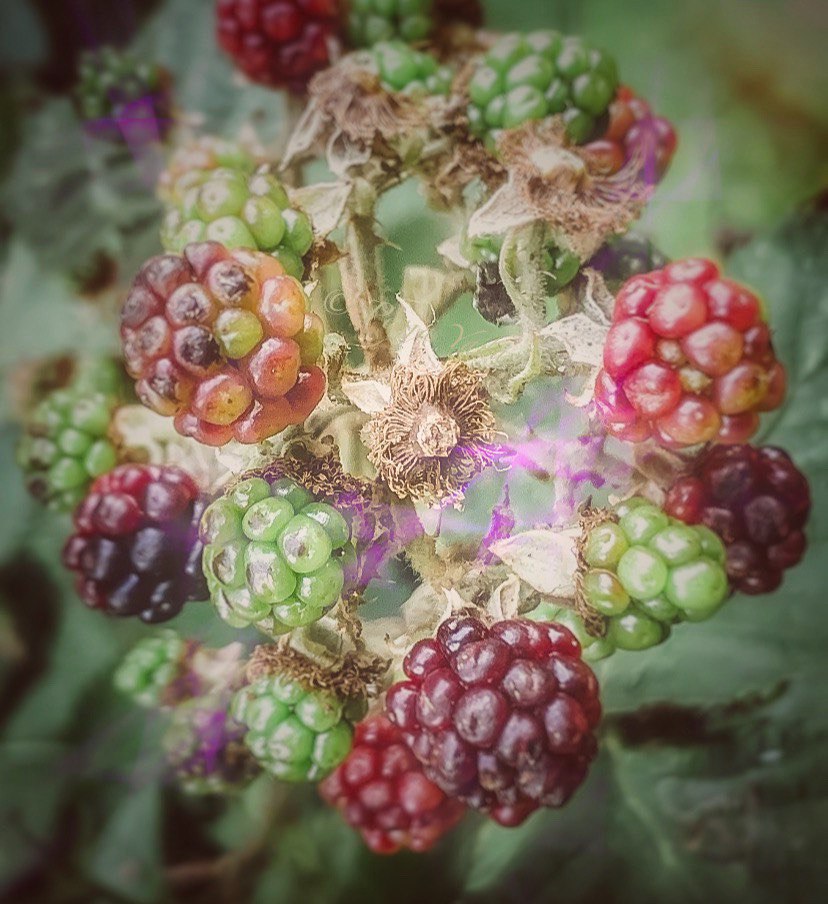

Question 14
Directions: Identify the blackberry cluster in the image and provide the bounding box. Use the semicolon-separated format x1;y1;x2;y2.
371;41;453;95
74;46;171;142
596;258;787;448
163;698;259;794
113;630;186;707
665;445;810;595
577;498;729;658
581;85;677;182
216;0;342;93
62;464;208;623
347;0;433;47
461;230;580;325
467;31;619;146
385;615;600;826
17;366;122;512
201;476;355;636
320;714;465;853
232;672;361;780
159;148;312;279
120;243;326;446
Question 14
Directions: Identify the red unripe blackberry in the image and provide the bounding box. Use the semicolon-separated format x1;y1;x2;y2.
385;616;600;826
319;714;465;853
120;243;325;446
216;0;342;93
583;84;677;182
665;444;810;595
62;465;208;623
596;259;786;448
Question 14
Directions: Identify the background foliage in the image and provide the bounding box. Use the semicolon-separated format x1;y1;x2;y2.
1;0;826;901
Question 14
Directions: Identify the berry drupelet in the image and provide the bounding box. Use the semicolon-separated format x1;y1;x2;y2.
120;243;325;446
385;615;601;826
320;714;465;853
216;0;342;93
665;444;810;595
595;258;787;448
62;464;208;623
201;476;356;636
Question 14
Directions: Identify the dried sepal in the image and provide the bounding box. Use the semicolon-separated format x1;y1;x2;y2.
283;54;433;169
246;642;389;702
470;119;654;260
362;358;499;504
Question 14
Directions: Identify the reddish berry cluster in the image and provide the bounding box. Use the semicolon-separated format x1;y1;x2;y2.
385;616;600;827
120;242;325;447
665;445;810;595
319;714;465;853
596;258;786;448
62;465;208;623
582;85;677;181
216;0;341;92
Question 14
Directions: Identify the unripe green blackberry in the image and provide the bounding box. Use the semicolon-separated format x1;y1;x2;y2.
17;361;125;512
74;46;172;143
159;153;311;280
348;0;434;48
568;499;729;659
370;41;454;96
201;476;356;637
232;672;362;781
113;630;187;708
467;31;619;147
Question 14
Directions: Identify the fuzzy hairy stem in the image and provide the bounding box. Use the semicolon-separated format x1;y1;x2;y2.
339;181;393;371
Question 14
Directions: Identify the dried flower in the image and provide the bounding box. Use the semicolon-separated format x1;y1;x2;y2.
363;359;499;504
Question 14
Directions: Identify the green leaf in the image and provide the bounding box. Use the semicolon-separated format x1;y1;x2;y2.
3;100;162;278
85;785;163;903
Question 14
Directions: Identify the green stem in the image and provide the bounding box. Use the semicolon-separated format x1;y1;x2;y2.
339;181;393;371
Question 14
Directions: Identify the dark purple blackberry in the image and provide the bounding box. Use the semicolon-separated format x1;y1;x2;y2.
62;464;208;623
385;615;601;826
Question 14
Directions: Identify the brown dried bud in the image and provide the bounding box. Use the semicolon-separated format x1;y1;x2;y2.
362;359;499;504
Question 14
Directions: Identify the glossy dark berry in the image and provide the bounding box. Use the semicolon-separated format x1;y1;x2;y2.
596;259;786;448
385;616;600;826
216;0;342;93
320;714;465;853
665;444;810;595
62;464;208;623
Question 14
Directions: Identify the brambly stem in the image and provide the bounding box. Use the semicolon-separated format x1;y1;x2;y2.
339;179;393;371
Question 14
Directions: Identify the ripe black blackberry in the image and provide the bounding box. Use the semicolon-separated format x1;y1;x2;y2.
62;464;208;623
